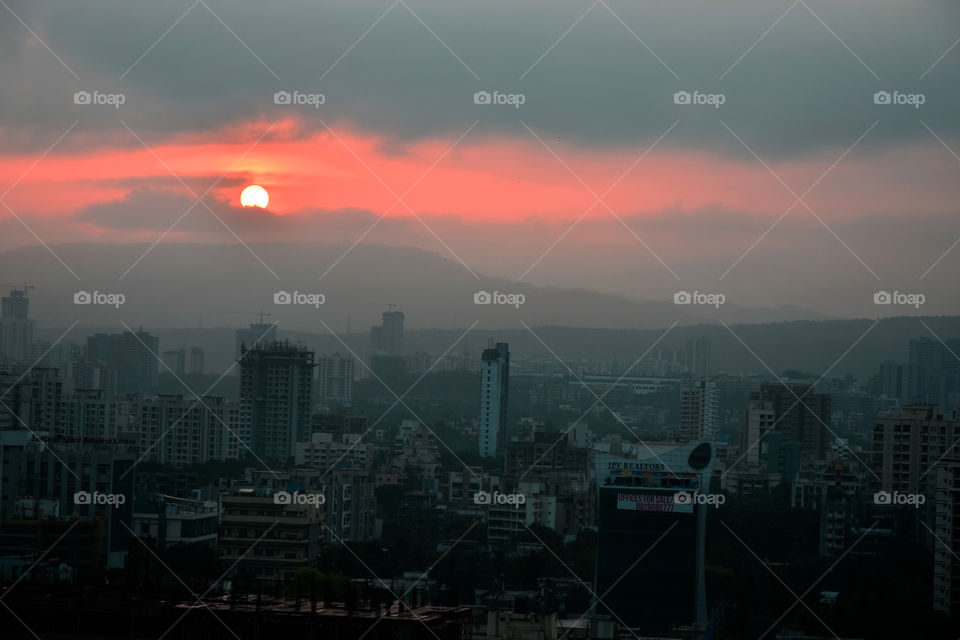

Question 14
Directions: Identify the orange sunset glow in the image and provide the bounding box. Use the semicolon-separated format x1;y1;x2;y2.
2;2;960;635
0;118;955;225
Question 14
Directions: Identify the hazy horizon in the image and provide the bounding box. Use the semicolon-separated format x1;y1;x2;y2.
2;0;959;319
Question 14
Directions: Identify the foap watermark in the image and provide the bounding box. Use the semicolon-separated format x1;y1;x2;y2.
674;290;725;308
473;490;526;508
473;90;525;109
674;90;725;109
74;490;126;508
873;490;925;508
274;490;326;506
73;90;126;108
74;290;126;308
674;490;725;508
873;90;925;108
873;290;925;309
474;290;525;308
274;90;326;109
274;290;325;308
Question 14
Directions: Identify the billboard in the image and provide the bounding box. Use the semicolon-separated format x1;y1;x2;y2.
616;492;692;514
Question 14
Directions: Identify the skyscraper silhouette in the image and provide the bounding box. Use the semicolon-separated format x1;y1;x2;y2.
0;289;34;364
478;342;509;459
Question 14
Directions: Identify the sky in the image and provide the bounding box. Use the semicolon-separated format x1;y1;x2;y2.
1;0;959;317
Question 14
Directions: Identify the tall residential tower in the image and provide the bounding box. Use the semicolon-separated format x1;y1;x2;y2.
478;342;509;459
0;288;34;364
240;341;315;462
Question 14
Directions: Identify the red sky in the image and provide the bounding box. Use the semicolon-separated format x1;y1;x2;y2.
1;117;955;226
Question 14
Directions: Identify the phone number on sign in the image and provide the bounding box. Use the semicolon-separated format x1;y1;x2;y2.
629;502;677;512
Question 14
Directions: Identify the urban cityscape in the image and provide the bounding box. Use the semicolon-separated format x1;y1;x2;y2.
1;1;960;639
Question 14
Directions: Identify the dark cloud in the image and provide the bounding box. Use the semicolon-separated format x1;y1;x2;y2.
0;0;958;156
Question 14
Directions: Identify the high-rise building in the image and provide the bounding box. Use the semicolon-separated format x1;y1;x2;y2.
685;336;711;377
594;440;715;634
0;367;65;435
874;405;960;497
56;388;131;441
0;367;139;442
739;397;775;470
909;337;960;374
500;432;596;538
235;322;277;360
71;360;113;393
0;288;34;364
317;353;354;405
32;340;80;371
906;337;960;409
188;346;205;375
240;341;315;462
370;310;404;354
134;394;241;465
878;360;905;404
86;330;159;395
750;382;831;464
679;380;718;442
934;456;960;615
0;371;32;432
161;348;186;376
478;342;509;459
296;432;372;470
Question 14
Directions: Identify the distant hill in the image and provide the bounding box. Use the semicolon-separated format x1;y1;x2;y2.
4;241;833;336
8;241;951;380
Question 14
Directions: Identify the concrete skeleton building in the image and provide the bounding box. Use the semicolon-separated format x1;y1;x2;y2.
235;322;277;360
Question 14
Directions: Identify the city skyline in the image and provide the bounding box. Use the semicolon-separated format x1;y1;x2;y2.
2;1;960;638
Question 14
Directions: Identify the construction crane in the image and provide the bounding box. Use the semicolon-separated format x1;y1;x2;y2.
226;310;272;324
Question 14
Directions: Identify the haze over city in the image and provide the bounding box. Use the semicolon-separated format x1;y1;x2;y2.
1;1;959;639
1;0;959;315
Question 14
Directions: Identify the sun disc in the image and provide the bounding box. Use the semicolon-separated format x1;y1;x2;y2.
240;184;269;208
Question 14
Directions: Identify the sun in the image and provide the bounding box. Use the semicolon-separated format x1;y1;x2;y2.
240;184;269;208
